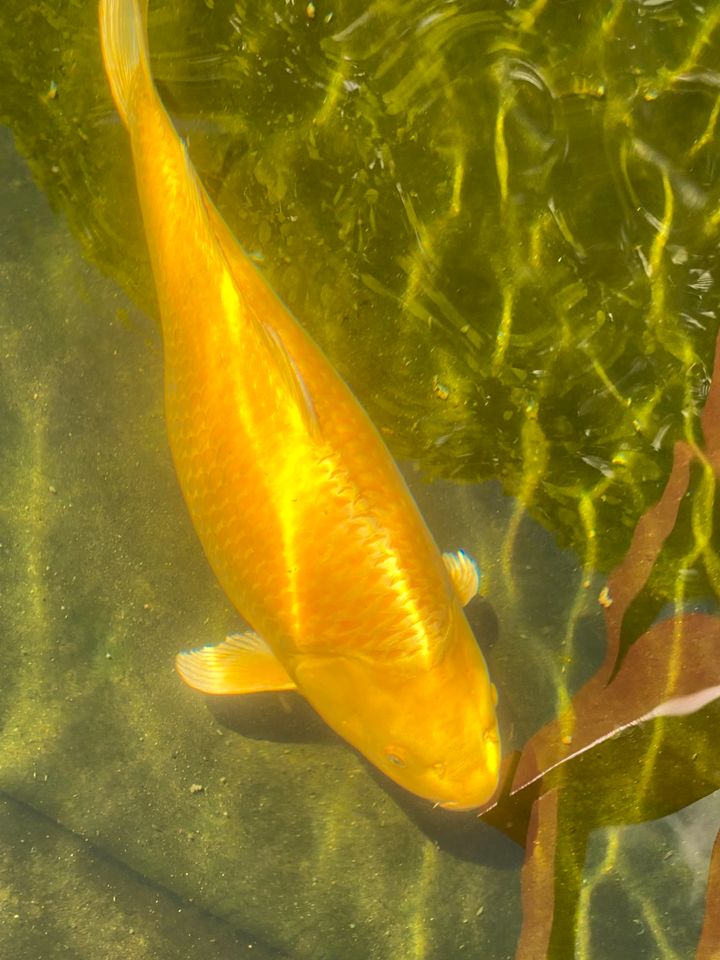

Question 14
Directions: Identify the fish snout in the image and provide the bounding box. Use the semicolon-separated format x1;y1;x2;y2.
433;730;501;811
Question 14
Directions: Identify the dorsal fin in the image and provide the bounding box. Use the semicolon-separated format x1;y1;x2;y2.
196;184;322;445
259;322;322;442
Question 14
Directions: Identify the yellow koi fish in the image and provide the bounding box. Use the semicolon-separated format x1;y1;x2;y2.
99;0;500;809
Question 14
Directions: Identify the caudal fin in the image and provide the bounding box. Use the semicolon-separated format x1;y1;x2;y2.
98;0;151;127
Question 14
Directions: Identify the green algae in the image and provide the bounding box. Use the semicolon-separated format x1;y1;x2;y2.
2;0;720;575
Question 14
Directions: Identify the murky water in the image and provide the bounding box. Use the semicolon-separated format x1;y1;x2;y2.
1;1;720;958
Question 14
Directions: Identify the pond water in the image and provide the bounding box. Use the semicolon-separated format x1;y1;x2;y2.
1;1;720;958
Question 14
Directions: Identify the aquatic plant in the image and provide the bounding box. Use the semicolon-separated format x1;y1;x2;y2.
482;320;720;953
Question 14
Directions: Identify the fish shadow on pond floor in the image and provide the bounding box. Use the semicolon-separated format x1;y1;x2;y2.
464;596;501;652
365;767;524;869
207;690;337;745
211;690;521;867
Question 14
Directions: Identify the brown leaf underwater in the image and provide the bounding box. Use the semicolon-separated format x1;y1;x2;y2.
479;322;720;955
696;828;720;960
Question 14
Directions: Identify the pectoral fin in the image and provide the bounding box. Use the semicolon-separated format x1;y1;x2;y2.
442;549;481;606
176;632;296;695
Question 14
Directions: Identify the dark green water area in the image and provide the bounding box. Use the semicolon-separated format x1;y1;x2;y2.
2;0;720;957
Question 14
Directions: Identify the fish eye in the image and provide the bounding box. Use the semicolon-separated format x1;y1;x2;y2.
385;746;407;767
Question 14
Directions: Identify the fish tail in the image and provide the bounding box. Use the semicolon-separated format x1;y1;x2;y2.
98;0;151;128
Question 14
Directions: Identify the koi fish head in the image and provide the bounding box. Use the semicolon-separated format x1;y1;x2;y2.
295;610;501;810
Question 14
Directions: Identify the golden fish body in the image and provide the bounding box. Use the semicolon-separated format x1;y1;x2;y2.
99;0;500;808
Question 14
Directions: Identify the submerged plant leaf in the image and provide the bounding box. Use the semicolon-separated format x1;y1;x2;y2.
514;789;559;959
479;320;720;954
513;612;720;801
697;829;720;960
482;611;720;845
